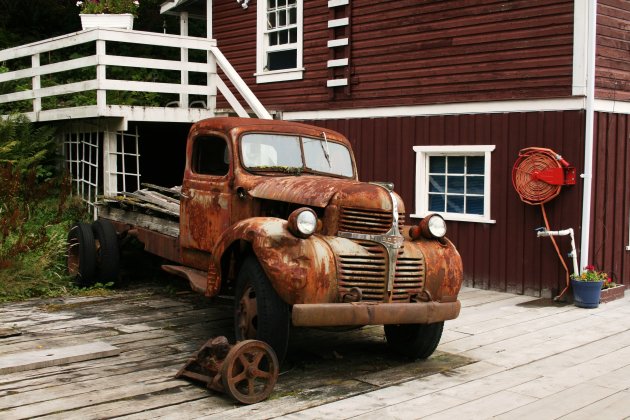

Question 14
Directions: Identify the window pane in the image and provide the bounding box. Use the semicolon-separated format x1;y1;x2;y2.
448;156;465;174
278;0;286;7
241;134;301;168
466;196;484;215
289;28;297;43
268;0;276;9
288;0;296;4
279;30;288;44
269;32;278;46
267;49;297;70
279;10;286;26
268;12;276;29
429;175;445;193
192;136;229;176
468;156;484;174
447;175;464;194
303;138;354;177
429;194;445;212
467;176;484;194
429;156;445;173
289;7;297;24
447;195;464;213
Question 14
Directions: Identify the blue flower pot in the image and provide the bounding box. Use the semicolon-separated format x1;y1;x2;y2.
571;279;604;308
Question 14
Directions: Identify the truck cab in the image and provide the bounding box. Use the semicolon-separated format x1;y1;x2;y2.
178;118;463;361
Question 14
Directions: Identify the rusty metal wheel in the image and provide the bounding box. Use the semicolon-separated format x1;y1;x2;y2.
220;340;279;404
67;223;96;287
234;256;289;363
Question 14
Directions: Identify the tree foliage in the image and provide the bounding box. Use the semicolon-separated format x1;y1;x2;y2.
0;0;173;49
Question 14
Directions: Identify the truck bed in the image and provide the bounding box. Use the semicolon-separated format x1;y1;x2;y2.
97;184;181;238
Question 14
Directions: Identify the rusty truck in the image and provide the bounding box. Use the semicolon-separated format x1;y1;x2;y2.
67;117;463;362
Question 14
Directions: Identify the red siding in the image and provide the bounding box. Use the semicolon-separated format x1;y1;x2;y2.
596;0;630;101
590;112;630;287
213;0;574;113
305;111;586;297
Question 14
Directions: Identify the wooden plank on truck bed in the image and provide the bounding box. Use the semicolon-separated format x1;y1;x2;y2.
129;191;180;214
98;206;180;237
141;183;182;198
102;195;180;218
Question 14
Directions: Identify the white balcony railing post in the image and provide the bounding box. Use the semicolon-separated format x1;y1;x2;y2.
207;0;216;111
207;51;217;111
179;12;189;108
96;39;107;113
31;53;41;113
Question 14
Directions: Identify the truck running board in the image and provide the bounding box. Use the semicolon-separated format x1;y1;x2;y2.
161;265;207;294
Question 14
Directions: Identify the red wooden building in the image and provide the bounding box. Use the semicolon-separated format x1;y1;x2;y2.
160;0;629;297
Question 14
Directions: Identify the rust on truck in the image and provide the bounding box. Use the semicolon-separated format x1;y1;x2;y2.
82;117;463;362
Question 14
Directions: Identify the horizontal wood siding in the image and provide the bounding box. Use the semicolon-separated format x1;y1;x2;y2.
304;111;586;297
213;0;574;113
596;0;630;101
590;112;630;288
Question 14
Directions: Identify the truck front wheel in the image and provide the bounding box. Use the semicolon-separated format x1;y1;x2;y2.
385;322;444;359
234;256;290;363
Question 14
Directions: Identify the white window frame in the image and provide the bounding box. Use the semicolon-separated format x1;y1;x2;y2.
255;0;304;84
412;145;496;224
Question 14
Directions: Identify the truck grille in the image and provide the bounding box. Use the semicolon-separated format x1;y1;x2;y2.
338;241;424;302
339;207;405;234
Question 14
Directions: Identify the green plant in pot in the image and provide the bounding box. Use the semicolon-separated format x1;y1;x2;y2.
570;265;609;308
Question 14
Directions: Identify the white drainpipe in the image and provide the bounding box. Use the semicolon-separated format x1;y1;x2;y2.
580;0;597;270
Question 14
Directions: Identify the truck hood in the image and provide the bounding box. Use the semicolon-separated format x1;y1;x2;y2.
247;176;404;212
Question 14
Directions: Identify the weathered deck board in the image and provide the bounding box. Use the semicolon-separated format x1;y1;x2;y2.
0;342;120;374
3;285;626;418
0;285;474;418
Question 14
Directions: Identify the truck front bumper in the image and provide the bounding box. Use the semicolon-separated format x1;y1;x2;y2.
291;300;461;327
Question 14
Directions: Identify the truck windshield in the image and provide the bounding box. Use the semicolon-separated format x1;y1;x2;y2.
241;133;354;177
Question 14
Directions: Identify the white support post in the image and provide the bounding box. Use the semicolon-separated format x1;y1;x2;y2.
207;0;213;38
207;0;217;111
96;39;107;113
180;12;189;108
31;53;41;113
102;129;118;198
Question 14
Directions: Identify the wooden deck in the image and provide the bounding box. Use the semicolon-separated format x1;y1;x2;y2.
1;285;629;419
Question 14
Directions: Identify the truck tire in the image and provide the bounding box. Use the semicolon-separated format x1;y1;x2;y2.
92;219;120;285
234;256;290;363
385;321;444;359
67;223;97;287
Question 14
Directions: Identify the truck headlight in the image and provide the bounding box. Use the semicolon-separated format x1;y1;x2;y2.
288;208;318;238
411;214;447;240
422;214;447;238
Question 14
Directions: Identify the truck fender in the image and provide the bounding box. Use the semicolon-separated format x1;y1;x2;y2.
209;217;338;304
412;237;463;302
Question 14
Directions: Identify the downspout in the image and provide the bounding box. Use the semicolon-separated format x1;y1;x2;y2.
580;0;597;270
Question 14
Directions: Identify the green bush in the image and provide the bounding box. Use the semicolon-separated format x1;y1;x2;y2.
0;114;97;302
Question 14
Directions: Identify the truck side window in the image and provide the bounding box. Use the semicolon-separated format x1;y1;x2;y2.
192;136;229;176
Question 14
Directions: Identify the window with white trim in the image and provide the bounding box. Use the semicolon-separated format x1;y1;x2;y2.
256;0;303;83
412;145;496;223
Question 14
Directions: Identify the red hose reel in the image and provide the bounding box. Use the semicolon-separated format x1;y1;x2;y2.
512;147;576;205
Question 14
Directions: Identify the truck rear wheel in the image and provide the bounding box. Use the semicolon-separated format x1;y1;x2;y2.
67;223;96;287
385;321;444;359
92;219;120;285
234;256;290;363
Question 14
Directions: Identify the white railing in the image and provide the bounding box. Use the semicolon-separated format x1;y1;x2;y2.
0;28;271;122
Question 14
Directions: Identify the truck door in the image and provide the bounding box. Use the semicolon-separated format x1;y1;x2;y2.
180;134;232;269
